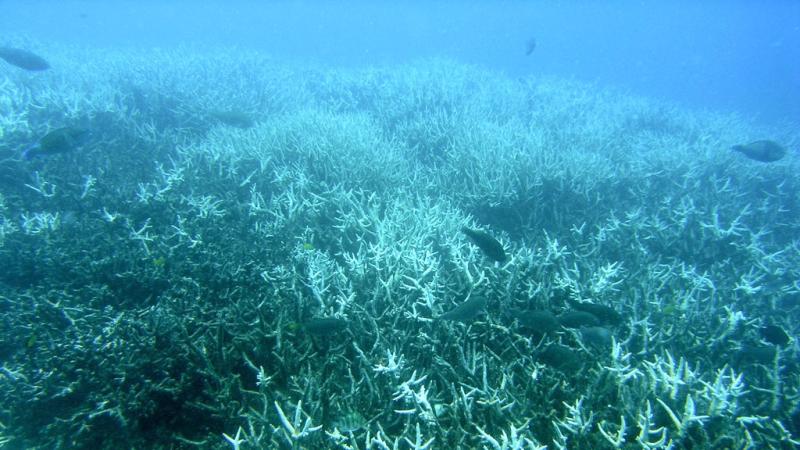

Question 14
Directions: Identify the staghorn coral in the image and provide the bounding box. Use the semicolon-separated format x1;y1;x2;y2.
0;45;798;449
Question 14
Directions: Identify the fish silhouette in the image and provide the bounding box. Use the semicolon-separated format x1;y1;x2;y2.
760;324;790;346
580;326;613;348
558;311;599;328
303;317;349;336
525;37;537;56
0;47;50;71
538;344;581;371
23;127;90;160
732;140;786;162
511;309;559;336
461;227;507;262
567;300;622;325
22;127;89;159
437;296;487;322
209;110;255;128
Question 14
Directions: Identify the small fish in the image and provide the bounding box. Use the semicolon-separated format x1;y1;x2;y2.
512;309;559;335
736;344;776;366
568;300;622;325
331;410;366;433
25;332;38;349
437;296;487;322
209;110;254;128
580;326;613;348
461;227;507;262
732;140;786;162
0;47;50;71
23;127;89;160
303;317;349;336
525;37;537;56
661;303;678;316
760;324;790;346
538;344;581;371
558;311;600;328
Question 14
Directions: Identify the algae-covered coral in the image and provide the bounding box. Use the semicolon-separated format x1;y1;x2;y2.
0;46;799;449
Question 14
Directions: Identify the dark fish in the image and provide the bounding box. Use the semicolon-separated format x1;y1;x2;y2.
23;127;89;160
438;296;487;322
732;140;786;162
461;227;507;262
538;344;581;371
568;300;622;325
580;326;613;348
512;309;559;335
303;317;348;336
525;37;537;56
0;47;50;71
736;344;776;366
209;110;255;128
558;311;599;328
761;324;790;346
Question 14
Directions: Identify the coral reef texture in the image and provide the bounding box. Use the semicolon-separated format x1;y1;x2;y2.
1;46;799;449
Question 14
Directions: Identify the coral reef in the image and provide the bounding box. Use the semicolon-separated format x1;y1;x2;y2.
1;46;799;449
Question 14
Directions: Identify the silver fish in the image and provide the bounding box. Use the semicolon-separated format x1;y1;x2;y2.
437;296;487;322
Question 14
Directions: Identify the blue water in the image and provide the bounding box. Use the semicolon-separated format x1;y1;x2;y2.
3;2;800;449
3;0;799;125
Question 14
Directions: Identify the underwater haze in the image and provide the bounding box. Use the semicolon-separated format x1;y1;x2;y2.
3;0;800;124
2;1;800;449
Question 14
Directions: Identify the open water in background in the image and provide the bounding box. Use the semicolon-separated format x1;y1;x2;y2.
2;0;799;127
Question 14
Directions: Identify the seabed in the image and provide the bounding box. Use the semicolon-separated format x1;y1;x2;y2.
1;45;799;449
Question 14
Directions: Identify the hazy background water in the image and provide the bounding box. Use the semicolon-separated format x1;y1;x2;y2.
2;0;799;126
